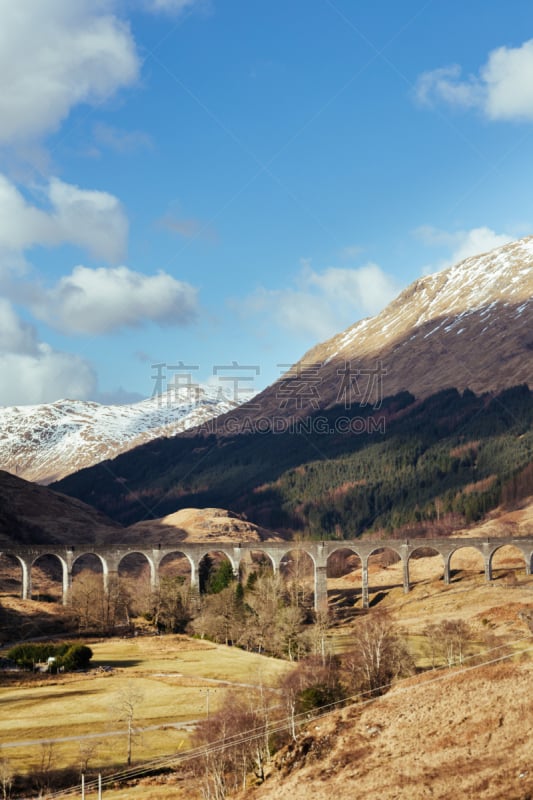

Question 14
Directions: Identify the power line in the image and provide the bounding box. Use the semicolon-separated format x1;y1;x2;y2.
43;633;533;799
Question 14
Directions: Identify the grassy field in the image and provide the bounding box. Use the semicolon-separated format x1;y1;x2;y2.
0;635;291;779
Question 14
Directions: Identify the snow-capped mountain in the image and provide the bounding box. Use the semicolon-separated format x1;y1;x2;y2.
8;237;533;485
230;236;533;422
0;387;237;484
51;236;533;525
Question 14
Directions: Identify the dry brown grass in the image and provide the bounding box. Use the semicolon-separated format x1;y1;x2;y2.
244;657;533;800
3;505;533;798
0;634;291;780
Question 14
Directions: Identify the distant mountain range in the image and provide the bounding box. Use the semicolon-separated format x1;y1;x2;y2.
3;237;532;490
51;237;533;536
0;387;237;484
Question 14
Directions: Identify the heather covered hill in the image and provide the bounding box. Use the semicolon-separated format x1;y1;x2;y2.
245;659;533;800
0;471;277;548
123;507;279;545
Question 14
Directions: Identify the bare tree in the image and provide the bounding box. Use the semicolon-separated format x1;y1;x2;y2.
422;622;441;669
283;549;313;609
244;573;284;654
343;609;413;697
78;739;100;776
308;610;332;665
190;586;245;646
275;604;308;661
32;742;56;796
69;570;130;634
192;690;276;798
113;684;144;766
423;619;474;667
149;576;191;633
0;757;14;800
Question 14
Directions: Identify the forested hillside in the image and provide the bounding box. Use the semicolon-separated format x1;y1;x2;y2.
54;385;533;538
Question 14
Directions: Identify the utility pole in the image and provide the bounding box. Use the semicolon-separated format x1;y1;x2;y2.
200;688;216;719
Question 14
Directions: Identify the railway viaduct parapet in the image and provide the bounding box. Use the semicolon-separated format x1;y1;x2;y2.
2;537;532;610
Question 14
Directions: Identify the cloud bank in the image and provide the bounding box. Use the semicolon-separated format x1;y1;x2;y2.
31;265;198;335
416;38;533;121
415;225;514;274
0;0;139;145
243;262;399;341
0;299;96;405
0;175;128;264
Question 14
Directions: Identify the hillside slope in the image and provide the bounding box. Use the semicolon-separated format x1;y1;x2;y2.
0;471;279;548
0;470;122;546
247;658;533;800
52;385;533;532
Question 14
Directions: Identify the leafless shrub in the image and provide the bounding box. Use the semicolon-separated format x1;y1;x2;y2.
342;608;414;697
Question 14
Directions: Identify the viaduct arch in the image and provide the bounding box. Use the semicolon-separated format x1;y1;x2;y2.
1;537;532;611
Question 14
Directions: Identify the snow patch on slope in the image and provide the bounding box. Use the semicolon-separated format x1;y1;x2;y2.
319;236;533;363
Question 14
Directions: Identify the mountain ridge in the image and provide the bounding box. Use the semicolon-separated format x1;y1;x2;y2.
50;236;533;532
0;387;237;484
3;236;533;494
224;236;533;425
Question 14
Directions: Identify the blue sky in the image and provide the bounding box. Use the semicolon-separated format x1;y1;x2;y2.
1;0;533;406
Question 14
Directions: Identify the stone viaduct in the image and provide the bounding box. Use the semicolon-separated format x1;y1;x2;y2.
2;537;533;611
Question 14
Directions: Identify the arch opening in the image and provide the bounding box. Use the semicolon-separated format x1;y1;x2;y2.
448;546;484;583
408;547;444;585
117;552;154;619
72;553;105;580
199;551;235;594
279;549;314;609
31;554;65;603
148;552;195;634
159;552;193;585
490;545;527;584
326;548;361;619
367;547;403;599
239;550;274;589
0;553;24;598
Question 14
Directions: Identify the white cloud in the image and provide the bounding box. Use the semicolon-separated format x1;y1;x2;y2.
31;265;198;335
242;263;399;341
415;225;514;273
48;178;128;263
415;65;481;110
0;174;128;264
483;41;533;120
0;0;139;145
0;299;96;405
0;300;38;356
416;39;533;121
0;349;97;406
